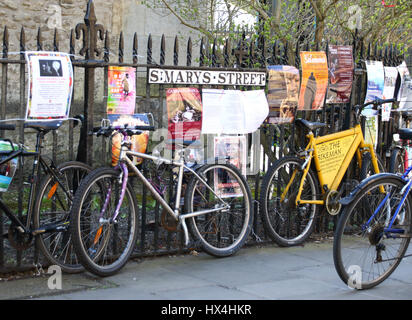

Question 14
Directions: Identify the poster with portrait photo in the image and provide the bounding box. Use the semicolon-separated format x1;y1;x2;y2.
166;87;202;144
213;135;247;198
107;66;136;115
25;51;73;121
267;65;300;124
326;45;354;104
298;51;329;110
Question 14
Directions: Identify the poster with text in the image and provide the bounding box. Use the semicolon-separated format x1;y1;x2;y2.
107;66;136;114
166;87;202;144
397;61;412;111
213;135;247;198
202;89;269;134
108;114;150;166
25;51;73;121
326;45;354;104
364;60;385;103
298;51;329;110
382;66;398;121
267;65;300;124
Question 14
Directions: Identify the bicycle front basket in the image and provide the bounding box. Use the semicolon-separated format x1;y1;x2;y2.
0;140;19;192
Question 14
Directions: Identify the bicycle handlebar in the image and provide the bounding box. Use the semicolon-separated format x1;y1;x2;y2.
89;124;155;137
356;98;396;111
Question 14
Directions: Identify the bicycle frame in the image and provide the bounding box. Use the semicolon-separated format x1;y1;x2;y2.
112;144;230;245
0;131;72;234
365;167;412;237
292;123;380;206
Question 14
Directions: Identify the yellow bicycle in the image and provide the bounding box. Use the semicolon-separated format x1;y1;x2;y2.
259;99;393;246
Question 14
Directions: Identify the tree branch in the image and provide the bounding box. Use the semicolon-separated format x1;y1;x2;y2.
159;0;213;40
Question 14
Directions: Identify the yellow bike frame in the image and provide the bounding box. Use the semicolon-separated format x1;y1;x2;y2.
290;123;380;206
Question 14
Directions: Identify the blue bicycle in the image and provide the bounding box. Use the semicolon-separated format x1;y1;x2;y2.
333;129;412;289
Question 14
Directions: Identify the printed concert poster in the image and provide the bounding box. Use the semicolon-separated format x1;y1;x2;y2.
166;87;202;143
107;66;136;114
267;65;300;124
25;51;73;121
397;61;412;111
108;114;150;166
326;45;354;104
364;60;385;103
213;135;247;198
382;66;398;121
298;51;329;110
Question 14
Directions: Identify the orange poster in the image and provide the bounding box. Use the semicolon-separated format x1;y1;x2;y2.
298;51;329;110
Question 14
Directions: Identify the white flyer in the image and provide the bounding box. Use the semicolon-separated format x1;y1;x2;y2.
397;61;412;111
25;51;73;121
382;66;398;121
201;89;269;134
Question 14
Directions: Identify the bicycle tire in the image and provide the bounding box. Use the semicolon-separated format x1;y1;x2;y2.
185;163;253;257
259;156;319;247
389;147;405;174
333;175;411;290
33;161;92;274
70;167;139;277
360;152;385;180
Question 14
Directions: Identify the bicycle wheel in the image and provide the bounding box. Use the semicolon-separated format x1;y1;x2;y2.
333;175;411;290
185;163;253;257
33;161;92;273
389;147;405;174
259;156;319;247
70;167;139;277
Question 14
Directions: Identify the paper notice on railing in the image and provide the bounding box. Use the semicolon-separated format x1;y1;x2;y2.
201;89;269;134
25;51;73;121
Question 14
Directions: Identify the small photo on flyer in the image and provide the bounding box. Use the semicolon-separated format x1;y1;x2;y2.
39;60;63;77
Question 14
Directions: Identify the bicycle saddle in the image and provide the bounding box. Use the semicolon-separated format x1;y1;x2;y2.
24;120;63;132
398;128;412;140
295;118;327;131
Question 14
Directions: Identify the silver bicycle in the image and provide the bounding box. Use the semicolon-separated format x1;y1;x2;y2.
69;124;254;276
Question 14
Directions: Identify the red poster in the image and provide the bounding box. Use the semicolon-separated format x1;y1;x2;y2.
166;88;202;144
326;45;354;104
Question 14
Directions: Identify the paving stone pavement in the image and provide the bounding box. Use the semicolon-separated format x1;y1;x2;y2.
1;240;412;301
